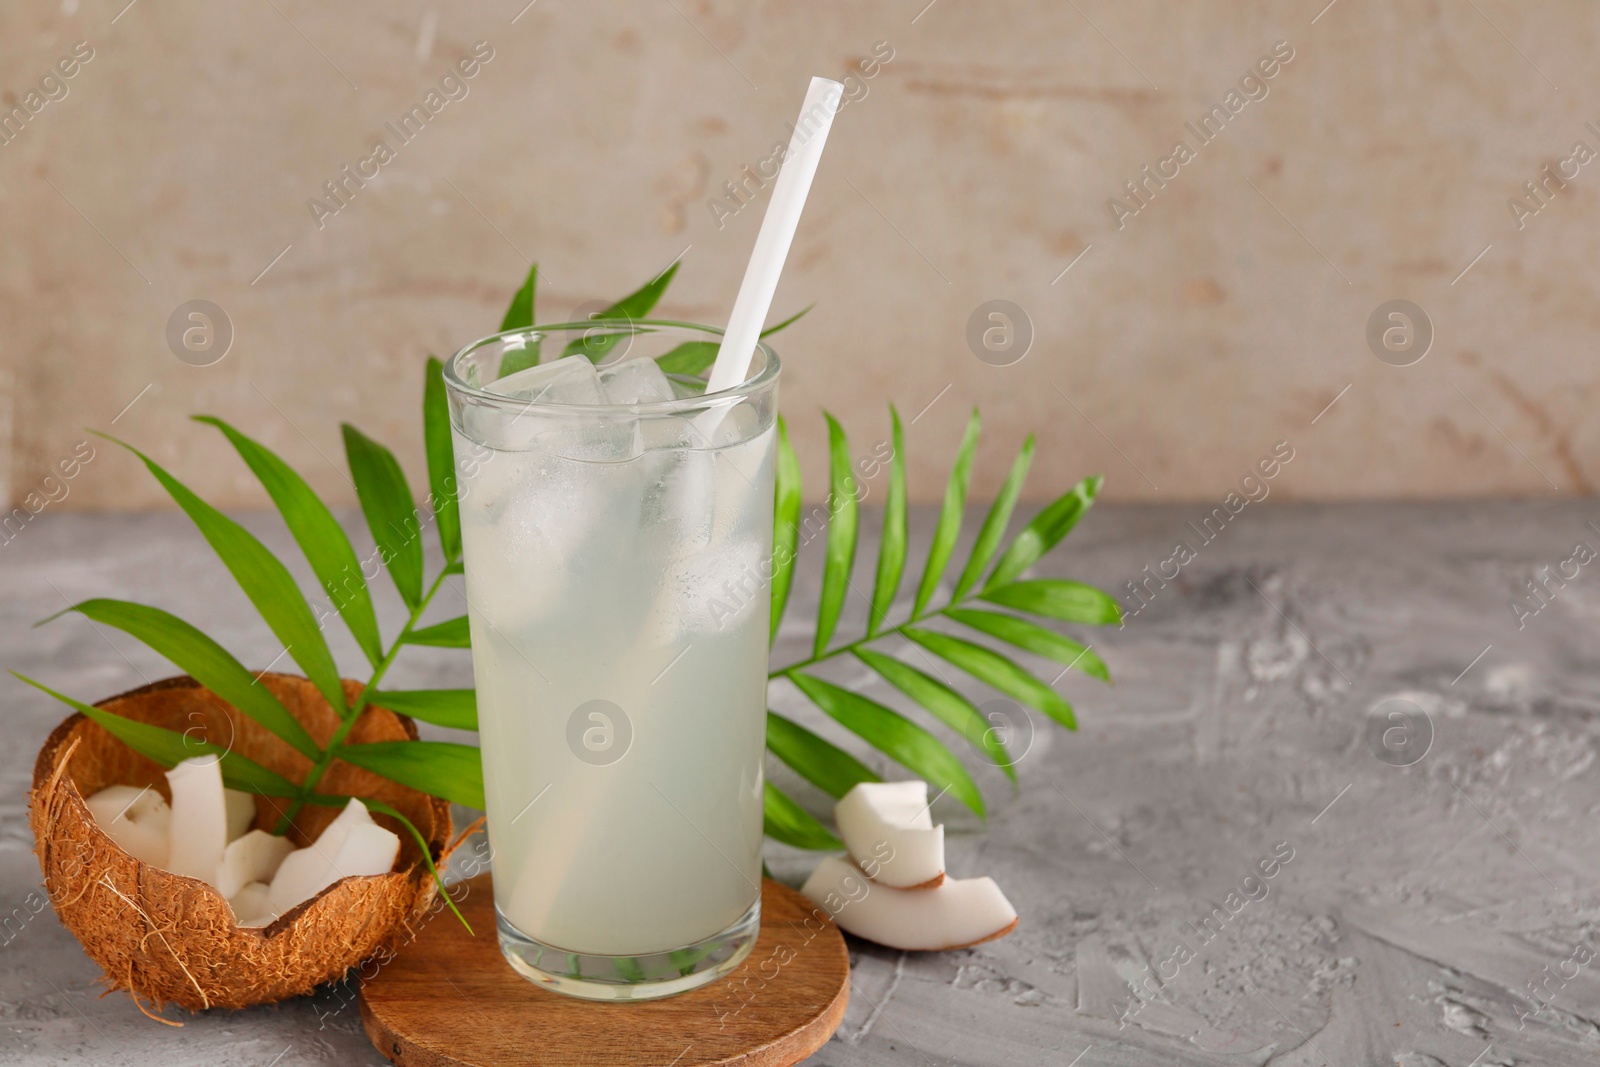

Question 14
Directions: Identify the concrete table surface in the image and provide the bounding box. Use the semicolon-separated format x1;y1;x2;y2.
3;502;1598;1066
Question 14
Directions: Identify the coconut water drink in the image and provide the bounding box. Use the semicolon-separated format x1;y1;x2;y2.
445;326;778;999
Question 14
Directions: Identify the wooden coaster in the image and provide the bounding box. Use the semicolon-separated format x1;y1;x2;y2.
360;875;849;1067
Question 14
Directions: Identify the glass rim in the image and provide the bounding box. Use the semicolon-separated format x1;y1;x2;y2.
443;318;780;415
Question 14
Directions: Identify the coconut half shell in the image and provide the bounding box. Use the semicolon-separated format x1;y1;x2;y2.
27;673;454;1013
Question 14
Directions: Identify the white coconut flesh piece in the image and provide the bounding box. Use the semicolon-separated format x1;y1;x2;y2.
217;829;296;899
266;798;400;916
165;755;229;887
224;788;257;842
85;780;402;918
83;784;171;868
229;881;275;927
332;822;402;881
835;780;945;889
801;856;1019;951
266;798;372;913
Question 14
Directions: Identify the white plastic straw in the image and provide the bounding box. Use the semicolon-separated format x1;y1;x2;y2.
706;77;843;395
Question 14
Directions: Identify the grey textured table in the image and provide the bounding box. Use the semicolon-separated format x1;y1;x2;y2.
4;503;1597;1066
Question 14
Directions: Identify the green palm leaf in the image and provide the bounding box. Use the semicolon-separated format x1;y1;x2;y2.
980;579;1122;625
333;739;485;810
96;434;348;716
404;615;471;648
423;358;462;563
195;416;384;668
787;671;983;816
656;341;718;377
563;262;679;362
758;408;1116;840
14;672;300;797
946;607;1110;682
49;599;320;759
770;417;802;645
952;434;1034;601
902;628;1076;730
912;409;980;617
371;689;478;731
498;263;541;375
813;413;859;657
854;648;1015;782
763;782;842;850
500;262;538;332
600;261;679;320
766;711;880;798
867;406;907;636
986;474;1102;590
655;307;809;380
342;424;425;611
759;305;812;338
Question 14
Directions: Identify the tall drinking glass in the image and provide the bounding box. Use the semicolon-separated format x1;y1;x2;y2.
443;322;778;1000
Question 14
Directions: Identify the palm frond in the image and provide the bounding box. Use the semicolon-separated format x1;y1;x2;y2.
866;406;907;636
813;413;859;658
769;409;1116;844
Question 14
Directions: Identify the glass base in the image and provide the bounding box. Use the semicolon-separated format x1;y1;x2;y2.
496;898;760;1001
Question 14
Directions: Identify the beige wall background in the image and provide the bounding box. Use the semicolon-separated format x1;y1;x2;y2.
2;0;1597;510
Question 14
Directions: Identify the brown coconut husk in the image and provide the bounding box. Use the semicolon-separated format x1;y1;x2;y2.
28;672;458;1014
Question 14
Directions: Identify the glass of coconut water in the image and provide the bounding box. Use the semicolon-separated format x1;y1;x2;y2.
443;321;777;1000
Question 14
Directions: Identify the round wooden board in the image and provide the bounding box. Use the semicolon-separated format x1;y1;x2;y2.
359;875;849;1067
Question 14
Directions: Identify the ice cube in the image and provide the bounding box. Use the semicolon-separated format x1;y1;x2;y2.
643;421;771;550
458;450;618;632
594;358;685;459
639;423;774;643
531;414;641;463
597;356;675;405
642;532;766;643
224;788;256;842
217;829;295;899
84;784;171;868
489;354;605;406
643;449;714;548
711;424;775;543
640;412;699;452
166;756;228;887
460;357;604;454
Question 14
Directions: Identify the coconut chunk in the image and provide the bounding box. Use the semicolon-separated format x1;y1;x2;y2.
84;784;171;868
165;755;229;887
835;781;945;889
217;829;295;899
266;798;378;915
801;855;1018;951
224;788;256;842
229;881;276;927
332;822;401;879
